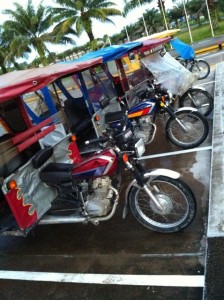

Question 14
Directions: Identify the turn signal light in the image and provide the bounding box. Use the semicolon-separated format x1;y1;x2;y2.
95;115;100;121
8;180;17;190
70;135;77;142
122;153;129;163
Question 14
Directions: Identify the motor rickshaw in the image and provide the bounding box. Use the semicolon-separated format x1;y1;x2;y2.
0;37;175;236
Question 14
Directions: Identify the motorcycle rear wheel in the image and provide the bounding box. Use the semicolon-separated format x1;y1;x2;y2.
129;176;196;233
165;110;209;149
190;59;210;80
179;88;214;116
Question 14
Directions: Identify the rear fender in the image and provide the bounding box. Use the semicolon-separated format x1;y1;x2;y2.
122;169;180;218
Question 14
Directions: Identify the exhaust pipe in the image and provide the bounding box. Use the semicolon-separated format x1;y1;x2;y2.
38;187;119;225
39;213;86;225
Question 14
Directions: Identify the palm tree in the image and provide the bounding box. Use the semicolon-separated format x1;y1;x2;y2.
2;0;75;66
48;0;122;42
207;0;219;29
0;25;10;74
144;8;162;33
168;4;183;28
124;0;169;31
124;0;153;15
0;25;28;73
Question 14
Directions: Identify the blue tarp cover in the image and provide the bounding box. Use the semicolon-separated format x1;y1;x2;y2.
66;42;142;63
170;38;195;60
62;37;171;64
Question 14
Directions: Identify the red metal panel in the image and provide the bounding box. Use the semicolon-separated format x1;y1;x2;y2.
16;125;55;152
4;188;38;230
0;58;103;103
12;117;53;145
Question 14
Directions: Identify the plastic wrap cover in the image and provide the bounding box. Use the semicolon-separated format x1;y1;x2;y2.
141;52;197;95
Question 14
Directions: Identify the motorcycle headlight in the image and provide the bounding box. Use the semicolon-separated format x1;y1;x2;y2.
135;138;145;157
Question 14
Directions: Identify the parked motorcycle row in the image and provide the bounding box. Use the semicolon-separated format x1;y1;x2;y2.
170;37;211;80
118;80;210;149
0;37;213;236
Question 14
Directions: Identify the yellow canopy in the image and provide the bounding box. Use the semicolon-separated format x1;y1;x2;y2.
135;29;180;42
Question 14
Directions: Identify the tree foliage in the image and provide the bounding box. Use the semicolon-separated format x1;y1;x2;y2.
0;0;223;68
48;0;122;42
2;0;75;66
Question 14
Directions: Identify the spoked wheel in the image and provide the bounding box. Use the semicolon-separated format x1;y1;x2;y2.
179;88;214;116
190;60;210;80
129;176;196;233
165;110;209;149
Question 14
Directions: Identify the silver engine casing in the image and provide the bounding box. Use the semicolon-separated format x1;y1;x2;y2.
84;177;113;216
133;116;155;144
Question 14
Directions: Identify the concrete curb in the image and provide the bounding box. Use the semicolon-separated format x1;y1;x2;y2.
204;62;224;299
207;62;224;238
195;43;224;55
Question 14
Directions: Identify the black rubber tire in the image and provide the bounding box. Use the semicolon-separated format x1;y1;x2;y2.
190;59;210;80
129;176;196;233
165;110;209;149
179;88;214;116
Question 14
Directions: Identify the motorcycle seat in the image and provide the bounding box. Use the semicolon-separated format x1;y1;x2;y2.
39;162;73;185
32;146;54;169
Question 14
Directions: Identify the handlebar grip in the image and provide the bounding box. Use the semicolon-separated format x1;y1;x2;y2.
85;136;109;145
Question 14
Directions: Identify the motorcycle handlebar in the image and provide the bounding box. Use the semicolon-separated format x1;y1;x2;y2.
85;136;109;145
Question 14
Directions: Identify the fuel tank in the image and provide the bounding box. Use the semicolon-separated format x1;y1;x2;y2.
71;149;118;179
128;100;156;119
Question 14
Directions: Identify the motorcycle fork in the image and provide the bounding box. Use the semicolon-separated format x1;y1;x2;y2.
186;92;199;107
127;161;163;210
165;104;189;133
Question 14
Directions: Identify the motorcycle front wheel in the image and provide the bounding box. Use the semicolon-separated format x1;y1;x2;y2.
189;59;210;80
165;110;209;149
179;88;214;116
129;176;196;233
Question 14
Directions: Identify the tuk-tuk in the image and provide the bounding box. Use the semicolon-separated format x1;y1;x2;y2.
0;57;105;236
0;37;172;236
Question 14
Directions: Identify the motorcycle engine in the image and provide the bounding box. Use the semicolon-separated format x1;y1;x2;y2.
133;116;154;144
84;177;113;217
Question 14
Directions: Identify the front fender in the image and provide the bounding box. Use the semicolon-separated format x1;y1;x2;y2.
191;86;205;91
122;169;180;218
176;107;198;113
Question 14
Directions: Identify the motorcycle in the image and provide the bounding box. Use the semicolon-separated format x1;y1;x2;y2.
118;81;209;149
175;56;210;80
169;37;210;80
19;113;196;234
177;86;213;117
142;79;213;117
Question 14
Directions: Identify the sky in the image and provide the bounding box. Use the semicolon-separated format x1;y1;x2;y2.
0;0;174;60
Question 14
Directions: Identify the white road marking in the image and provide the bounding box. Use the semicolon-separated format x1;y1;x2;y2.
194;80;215;86
138;145;212;160
0;271;204;287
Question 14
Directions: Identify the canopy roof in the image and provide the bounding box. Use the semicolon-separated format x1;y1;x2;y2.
0;57;102;103
135;29;180;42
69;37;171;63
0;37;171;103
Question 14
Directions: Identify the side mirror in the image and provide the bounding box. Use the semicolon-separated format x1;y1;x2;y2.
128;52;135;60
99;98;110;109
159;45;167;57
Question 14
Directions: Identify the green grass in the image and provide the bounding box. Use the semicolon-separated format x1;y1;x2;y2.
174;20;224;44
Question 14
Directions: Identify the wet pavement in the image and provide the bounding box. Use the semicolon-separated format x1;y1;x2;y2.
0;54;219;299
